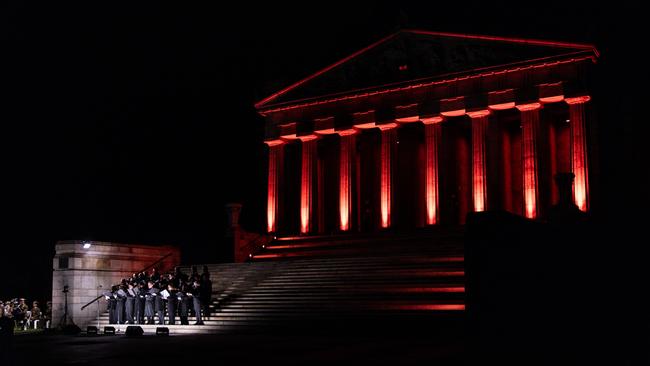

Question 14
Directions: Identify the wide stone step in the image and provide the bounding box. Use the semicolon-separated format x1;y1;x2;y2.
250;276;463;284
252;251;463;261
251;255;462;264
88;324;223;335
93;233;466;335
207;253;464;265
257;270;464;279
264;237;461;248
230;294;464;301
198;261;464;276
98;310;463;323
240;283;464;292
258;247;463;257
250;264;465;274
220;299;463;307
97;308;463;323
268;231;463;247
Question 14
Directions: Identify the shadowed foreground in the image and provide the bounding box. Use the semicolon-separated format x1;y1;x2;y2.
12;329;463;366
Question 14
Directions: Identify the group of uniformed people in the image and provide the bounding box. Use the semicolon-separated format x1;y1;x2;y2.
0;298;51;330
105;266;212;326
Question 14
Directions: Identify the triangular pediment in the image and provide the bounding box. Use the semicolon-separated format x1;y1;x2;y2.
256;30;597;109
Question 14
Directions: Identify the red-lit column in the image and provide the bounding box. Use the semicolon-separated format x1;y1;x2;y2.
422;117;443;225
265;140;284;233
379;124;397;228
468;110;490;212
338;130;357;231
565;96;591;211
517;103;542;219
299;136;318;234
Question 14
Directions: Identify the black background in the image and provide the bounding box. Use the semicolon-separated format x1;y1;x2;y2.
1;4;647;350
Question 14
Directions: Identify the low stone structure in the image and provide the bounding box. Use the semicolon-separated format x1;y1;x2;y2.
51;240;180;329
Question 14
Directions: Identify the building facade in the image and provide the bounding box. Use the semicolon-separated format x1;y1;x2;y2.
256;30;598;235
52;241;180;329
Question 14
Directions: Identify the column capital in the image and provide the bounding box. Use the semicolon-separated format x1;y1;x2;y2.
440;96;465;117
467;110;491;118
488;89;516;110
538;82;564;103
353;123;376;129
395;103;419;123
280;134;299;141
313;116;336;135
264;139;285;147
421;116;444;125
395;115;420;123
336;129;358;136
377;123;398;131
516;102;542;112
352;109;375;123
565;95;591;105
297;134;319;142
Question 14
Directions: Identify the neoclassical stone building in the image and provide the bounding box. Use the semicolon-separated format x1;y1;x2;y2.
256;30;598;235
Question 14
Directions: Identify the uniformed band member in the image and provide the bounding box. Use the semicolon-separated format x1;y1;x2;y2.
115;284;126;325
135;282;145;324
105;267;211;326
178;280;191;325
125;283;136;324
201;267;213;320
144;281;157;325
166;282;177;325
190;279;204;325
107;286;118;324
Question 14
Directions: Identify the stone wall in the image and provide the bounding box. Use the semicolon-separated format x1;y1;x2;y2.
51;241;180;329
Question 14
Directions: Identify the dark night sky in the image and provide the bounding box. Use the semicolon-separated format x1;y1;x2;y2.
1;1;647;309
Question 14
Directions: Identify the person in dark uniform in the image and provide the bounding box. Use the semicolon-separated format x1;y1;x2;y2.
200;270;213;320
115;282;126;324
1;306;16;366
154;278;166;325
144;281;158;325
108;285;118;324
135;282;145;324
125;282;136;324
190;279;204;325
15;299;27;330
166;282;177;325
150;268;161;284
190;266;199;282
175;267;189;284
178;280;191;325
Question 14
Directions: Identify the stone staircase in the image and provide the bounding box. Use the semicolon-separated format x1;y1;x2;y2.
93;229;465;335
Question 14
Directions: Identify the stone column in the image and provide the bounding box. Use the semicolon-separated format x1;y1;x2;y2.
265;140;284;233
468;110;490;212
517;103;542;219
422;117;443;225
378;124;397;228
565;96;591;212
299;135;318;234
338;130;357;231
